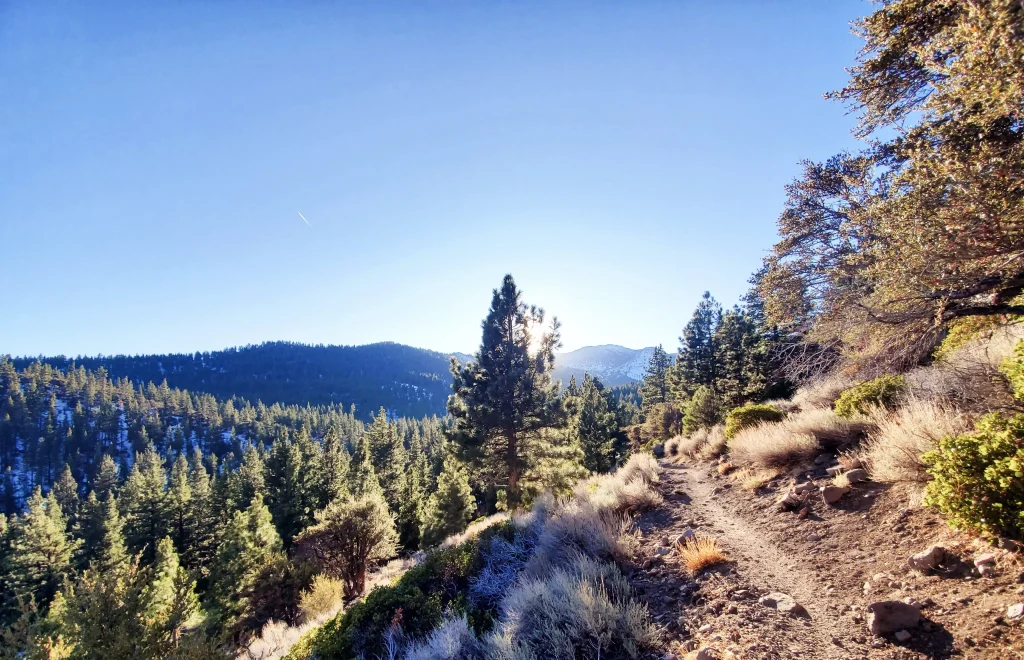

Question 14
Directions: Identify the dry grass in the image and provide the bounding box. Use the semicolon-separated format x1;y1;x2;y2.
439;512;510;549
717;461;737;475
728;406;870;470
698;424;728;459
676;535;727;573
792;372;858;410
734;466;782;491
906;324;1024;411
664;436;682;457
831;472;852;488
861;399;971;484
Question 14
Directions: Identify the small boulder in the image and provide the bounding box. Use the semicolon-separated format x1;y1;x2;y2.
826;466;844;477
656;546;672;556
1007;603;1023;620
815;453;833;465
821;485;850;505
674;528;697;545
866;601;921;635
777;490;802;511
758;592;808;617
974;552;996;567
908;545;946;572
844;468;869;483
793;481;814;495
695;649;716;660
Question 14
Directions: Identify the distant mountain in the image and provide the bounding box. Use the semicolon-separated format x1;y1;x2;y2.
13;342;662;420
14;342;457;420
552;345;667;387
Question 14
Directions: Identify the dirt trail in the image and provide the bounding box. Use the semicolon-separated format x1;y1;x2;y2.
631;457;1024;659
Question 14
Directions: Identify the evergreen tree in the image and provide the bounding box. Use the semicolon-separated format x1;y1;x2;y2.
571;375;618;473
92;454;119;502
183;449;216;573
448;274;563;504
166;454;192;556
638;345;671;413
50;465;79;533
80;492;128;572
317;426;351;506
364;408;407;511
420;454;476;548
227;445;265;511
682;385;723;435
142;537;198;649
3;489;76;609
349;433;384;499
673;292;722;399
208;496;285;626
120;446;168;564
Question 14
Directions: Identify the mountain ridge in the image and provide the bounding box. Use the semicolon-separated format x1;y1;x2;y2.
11;340;660;418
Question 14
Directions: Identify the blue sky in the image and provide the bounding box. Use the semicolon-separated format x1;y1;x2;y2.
1;0;866;357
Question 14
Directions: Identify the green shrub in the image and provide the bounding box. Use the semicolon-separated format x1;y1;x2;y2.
723;403;784;440
833;375;905;418
296;522;516;659
923;413;1024;541
933;316;1004;361
1000;339;1024;401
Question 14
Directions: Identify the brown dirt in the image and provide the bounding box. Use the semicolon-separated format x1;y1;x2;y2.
628;456;1024;659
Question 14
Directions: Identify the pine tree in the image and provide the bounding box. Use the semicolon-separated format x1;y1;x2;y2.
51;464;79;533
420;454;476;548
121;445;169;564
448;274;563;504
208;496;285;626
166;454;192;556
318;426;351;506
227;445;265;511
365;408;407;511
639;345;672;413
142;537;198;649
349;432;384;499
571;375;618;473
265;436;305;546
4;489;77;609
92;454;119;502
183;449;216;572
672;292;722;399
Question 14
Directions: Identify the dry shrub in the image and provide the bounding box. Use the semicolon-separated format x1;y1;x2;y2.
676;535;727;573
298;574;344;624
717;461;736;475
439;513;510;549
484;555;657;660
614;453;660;486
831;472;852;488
525;499;636;576
726;406;868;469
792;372;858;410
675;429;708;457
698;424;728;459
862;400;971;484
734;467;781;491
664;436;681;456
404;615;482;660
906;324;1024;411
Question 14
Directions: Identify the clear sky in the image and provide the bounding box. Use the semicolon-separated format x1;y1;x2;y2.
1;0;866;357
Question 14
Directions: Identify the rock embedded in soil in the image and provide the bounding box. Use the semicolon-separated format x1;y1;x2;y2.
866;600;921;635
894;629;912;642
758;592;808;617
908;545;945;572
844;468;868;483
821;485;850;505
1008;602;1024;620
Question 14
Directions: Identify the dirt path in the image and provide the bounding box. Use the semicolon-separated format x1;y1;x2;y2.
631;458;1024;659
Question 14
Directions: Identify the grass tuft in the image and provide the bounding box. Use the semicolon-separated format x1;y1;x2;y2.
676;535;727;573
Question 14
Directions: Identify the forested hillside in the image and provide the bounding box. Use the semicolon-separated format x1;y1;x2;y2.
13;342;455;420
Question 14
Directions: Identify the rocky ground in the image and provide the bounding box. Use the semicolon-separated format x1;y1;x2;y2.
627;455;1024;659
